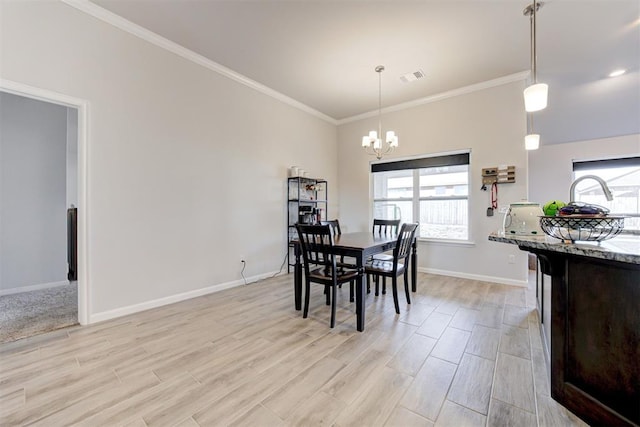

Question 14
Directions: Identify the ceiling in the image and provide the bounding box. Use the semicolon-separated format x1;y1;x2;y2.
90;0;640;144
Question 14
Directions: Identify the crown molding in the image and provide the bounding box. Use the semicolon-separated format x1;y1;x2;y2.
60;0;337;125
337;71;530;125
59;1;529;128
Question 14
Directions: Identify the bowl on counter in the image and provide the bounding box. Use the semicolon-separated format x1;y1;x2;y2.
539;214;626;242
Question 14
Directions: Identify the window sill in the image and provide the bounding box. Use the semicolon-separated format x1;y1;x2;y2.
417;238;476;247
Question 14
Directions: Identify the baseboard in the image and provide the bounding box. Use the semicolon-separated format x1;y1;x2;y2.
0;280;70;296
418;267;528;287
89;270;278;324
86;267;525;324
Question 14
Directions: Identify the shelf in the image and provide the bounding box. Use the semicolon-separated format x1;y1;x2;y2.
287;176;328;273
288;176;326;182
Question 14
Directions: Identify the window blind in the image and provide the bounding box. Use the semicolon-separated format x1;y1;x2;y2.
371;152;469;173
573;156;640;171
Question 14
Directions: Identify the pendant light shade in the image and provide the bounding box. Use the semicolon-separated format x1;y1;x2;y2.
524;83;548;112
386;131;398;147
525;111;539;150
525;133;540;150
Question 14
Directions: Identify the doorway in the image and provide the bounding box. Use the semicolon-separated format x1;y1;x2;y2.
0;80;88;343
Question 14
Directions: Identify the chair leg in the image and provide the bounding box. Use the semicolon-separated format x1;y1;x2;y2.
325;284;330;305
382;276;387;295
349;281;354;303
330;285;337;328
303;280;311;318
391;276;400;314
375;274;379;296
404;269;411;305
366;274;371;294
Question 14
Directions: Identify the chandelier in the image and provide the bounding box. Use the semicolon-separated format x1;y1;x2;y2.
362;65;398;160
523;0;548;112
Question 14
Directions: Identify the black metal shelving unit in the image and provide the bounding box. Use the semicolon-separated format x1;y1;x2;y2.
287;176;327;273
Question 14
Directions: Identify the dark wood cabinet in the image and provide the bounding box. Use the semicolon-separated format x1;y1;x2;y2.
533;250;639;427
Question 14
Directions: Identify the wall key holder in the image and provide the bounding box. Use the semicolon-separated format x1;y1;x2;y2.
482;165;515;186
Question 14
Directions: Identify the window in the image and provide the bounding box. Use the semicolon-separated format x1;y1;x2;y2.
372;152;470;240
572;156;640;231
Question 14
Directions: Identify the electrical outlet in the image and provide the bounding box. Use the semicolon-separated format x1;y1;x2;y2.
508;254;515;264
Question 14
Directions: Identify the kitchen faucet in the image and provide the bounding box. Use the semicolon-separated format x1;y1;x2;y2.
569;175;614;203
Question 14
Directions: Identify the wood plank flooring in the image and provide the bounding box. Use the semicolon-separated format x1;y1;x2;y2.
0;272;588;426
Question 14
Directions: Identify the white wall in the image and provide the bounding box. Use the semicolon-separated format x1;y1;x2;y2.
337;81;531;285
528;134;640;205
0;92;68;292
1;1;337;320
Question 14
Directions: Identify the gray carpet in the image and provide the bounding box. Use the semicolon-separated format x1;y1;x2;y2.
0;283;78;344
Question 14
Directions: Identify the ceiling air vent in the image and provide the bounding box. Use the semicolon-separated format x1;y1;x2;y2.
400;70;426;83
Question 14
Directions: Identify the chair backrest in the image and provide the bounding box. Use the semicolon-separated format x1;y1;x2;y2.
296;224;336;275
320;219;342;236
373;218;400;236
393;223;419;263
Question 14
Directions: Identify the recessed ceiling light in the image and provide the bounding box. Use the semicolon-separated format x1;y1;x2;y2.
609;69;626;78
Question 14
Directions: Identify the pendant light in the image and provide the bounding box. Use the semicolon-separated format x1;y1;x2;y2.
525;114;540;150
362;65;398;160
523;1;548;112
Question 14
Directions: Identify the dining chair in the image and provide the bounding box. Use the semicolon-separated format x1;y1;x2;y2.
321;219;341;236
372;218;400;237
296;224;359;328
365;223;418;314
370;218;401;294
321;219;356;302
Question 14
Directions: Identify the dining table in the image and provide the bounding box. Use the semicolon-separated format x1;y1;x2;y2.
293;231;417;332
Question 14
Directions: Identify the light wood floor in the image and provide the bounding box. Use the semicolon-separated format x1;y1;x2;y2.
0;272;587;426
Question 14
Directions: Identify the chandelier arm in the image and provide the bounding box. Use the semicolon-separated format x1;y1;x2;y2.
363;141;393;160
364;146;383;160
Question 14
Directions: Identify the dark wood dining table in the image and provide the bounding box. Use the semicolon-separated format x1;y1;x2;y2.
293;231;417;332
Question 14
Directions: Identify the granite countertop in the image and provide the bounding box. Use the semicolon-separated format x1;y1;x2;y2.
489;232;640;265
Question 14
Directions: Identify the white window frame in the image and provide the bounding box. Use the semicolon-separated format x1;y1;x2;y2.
371;151;471;242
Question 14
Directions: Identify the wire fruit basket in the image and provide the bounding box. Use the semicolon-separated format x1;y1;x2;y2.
539;215;626;242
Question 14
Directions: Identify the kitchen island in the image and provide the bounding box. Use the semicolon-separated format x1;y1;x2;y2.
489;233;639;427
